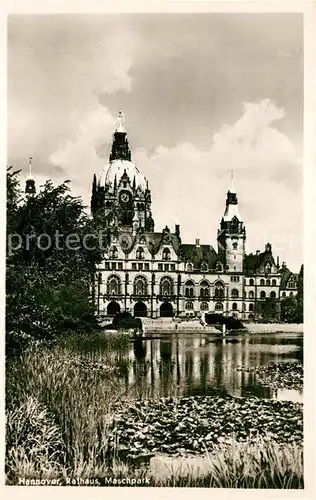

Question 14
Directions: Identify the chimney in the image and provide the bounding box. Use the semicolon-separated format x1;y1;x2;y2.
256;250;260;256
175;224;180;238
196;238;200;247
282;261;286;269
277;256;280;267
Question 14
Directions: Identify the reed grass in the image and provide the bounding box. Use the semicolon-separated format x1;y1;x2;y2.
5;332;303;487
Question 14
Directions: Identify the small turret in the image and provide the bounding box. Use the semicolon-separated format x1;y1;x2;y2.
25;156;36;196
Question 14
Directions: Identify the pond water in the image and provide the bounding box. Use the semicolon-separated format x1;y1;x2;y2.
121;332;303;402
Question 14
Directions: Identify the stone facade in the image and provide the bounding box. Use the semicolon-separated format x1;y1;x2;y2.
91;112;298;321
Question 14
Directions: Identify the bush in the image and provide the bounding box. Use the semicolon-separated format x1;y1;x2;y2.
112;312;143;331
205;314;244;330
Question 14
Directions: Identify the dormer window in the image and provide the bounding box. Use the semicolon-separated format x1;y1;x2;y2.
136;247;144;260
187;263;193;272
162;248;171;261
110;247;118;259
200;261;208;272
265;264;271;275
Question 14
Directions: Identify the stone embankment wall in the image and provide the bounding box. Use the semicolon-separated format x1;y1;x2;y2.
246;323;303;334
142;318;219;334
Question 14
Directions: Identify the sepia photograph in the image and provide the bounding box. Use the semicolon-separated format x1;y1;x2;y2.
5;7;305;490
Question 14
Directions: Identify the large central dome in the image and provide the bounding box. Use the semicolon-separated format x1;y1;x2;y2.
98;110;147;192
99;159;147;191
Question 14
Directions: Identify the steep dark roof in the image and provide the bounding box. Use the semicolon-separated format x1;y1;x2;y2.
144;231;181;255
244;249;276;274
244;253;260;274
180;244;219;271
280;267;292;289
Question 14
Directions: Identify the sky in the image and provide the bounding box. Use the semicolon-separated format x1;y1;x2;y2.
7;13;303;271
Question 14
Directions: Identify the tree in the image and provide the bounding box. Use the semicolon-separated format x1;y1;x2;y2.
6;169;109;355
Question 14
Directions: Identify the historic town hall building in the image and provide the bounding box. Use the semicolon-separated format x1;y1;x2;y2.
90;111;299;320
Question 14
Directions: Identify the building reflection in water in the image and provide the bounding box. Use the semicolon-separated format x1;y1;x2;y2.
125;333;302;402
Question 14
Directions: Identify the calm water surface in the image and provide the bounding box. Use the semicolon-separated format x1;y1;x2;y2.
121;332;303;403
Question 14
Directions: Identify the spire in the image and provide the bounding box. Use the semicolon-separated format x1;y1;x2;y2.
115;109;126;134
230;170;236;194
27;156;33;179
91;174;97;215
25;156;36;196
110;109;131;162
223;172;242;222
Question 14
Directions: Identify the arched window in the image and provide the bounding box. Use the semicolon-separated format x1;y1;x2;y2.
185;280;195;297
282;292;286;297
249;303;254;312
272;279;277;286
200;280;210;298
200;302;209;311
136;247;144;260
230;217;239;234
231;288;239;298
133;276;148;296
270;291;276;299
186;262;193;272
185;301;194;310
249;291;254;299
232;242;238;250
249;278;254;286
160;276;174;296
260;279;265;286
215;302;223;311
162;248;171;261
107;275;121;295
266;279;271;286
214;281;225;298
260;291;266;299
232;302;238;310
110;247;118;259
290;291;294;297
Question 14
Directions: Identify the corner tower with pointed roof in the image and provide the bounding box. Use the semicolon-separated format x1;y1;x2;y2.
217;174;246;273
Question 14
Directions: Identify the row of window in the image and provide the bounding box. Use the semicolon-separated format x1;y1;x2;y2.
232;277;278;286
185;302;259;312
103;275;279;299
106;275;175;296
248;278;278;286
287;282;297;289
104;262;178;272
103;262;280;287
109;247;173;261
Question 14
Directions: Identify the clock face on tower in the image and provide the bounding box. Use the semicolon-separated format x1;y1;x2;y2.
119;190;132;205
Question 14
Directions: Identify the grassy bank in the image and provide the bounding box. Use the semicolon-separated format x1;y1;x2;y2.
6;331;132;483
5;332;303;488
